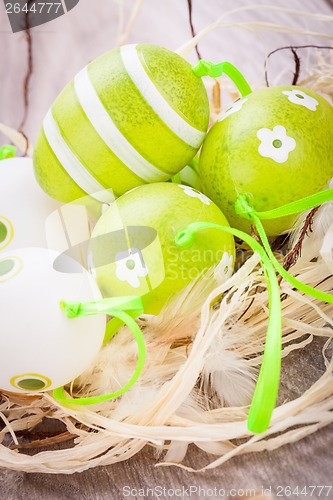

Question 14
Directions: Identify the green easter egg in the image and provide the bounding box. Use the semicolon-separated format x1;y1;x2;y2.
33;44;209;204
199;86;333;236
89;183;235;315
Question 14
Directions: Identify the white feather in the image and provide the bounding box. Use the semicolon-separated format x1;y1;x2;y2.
320;222;333;273
202;336;257;408
290;179;333;267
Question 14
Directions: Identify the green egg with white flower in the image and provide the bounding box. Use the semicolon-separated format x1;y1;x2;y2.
199;86;333;236
33;44;209;204
89;183;235;315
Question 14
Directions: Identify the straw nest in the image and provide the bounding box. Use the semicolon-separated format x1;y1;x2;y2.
1;5;333;474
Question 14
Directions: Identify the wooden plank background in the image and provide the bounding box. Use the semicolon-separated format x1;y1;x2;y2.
1;0;333;498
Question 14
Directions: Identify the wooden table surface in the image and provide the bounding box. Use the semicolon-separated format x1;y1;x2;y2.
1;0;333;498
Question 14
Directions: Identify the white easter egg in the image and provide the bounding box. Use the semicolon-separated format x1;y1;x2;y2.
0;247;105;393
0;157;60;252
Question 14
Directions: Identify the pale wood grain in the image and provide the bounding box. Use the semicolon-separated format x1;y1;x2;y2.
0;0;332;143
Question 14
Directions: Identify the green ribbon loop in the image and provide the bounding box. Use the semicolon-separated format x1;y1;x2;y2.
0;145;16;160
247;189;333;221
235;191;333;304
253;213;333;305
53;297;146;406
192;60;252;98
60;296;144;320
175;222;282;434
234;194;256;220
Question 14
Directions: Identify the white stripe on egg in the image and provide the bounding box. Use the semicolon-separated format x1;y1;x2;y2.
121;44;205;149
43;109;114;204
74;67;171;183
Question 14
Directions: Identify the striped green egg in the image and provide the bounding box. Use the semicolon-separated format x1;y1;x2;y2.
33;44;210;204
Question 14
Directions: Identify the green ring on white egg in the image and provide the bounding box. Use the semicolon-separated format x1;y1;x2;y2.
0;247;106;394
10;373;52;391
33;44;210;203
0;221;8;243
0;217;14;251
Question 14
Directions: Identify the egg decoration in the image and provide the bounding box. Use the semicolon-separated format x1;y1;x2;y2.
198;86;333;236
0;157;60;252
0;247;105;393
33;44;210;204
89;182;235;315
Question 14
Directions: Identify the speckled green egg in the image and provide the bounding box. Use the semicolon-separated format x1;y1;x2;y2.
89;182;235;315
199;86;333;236
33;44;209;204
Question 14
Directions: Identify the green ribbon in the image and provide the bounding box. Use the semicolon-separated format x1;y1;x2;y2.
0;145;16;160
227;188;333;432
53;296;146;406
175;185;333;433
192;60;252;98
235;192;333;304
175;223;282;434
235;189;333;221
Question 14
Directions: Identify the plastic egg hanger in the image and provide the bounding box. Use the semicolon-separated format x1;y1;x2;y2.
54;295;146;405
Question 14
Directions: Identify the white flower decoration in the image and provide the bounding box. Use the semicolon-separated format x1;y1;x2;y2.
115;248;148;289
217;98;248;122
178;185;211;205
282;89;318;111
257;125;296;163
